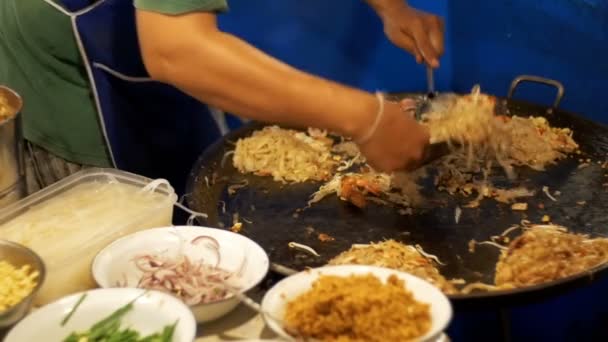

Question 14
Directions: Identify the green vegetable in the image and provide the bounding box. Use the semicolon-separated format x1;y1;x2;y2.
139;321;178;342
61;293;87;326
61;294;178;342
61;333;80;342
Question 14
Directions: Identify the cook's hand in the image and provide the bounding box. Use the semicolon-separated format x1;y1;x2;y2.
357;99;430;172
379;3;444;68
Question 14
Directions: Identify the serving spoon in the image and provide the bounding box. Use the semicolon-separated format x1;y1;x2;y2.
414;66;438;121
217;279;319;342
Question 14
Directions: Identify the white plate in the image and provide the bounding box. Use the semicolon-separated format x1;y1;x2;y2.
5;288;196;342
92;226;270;323
261;265;453;342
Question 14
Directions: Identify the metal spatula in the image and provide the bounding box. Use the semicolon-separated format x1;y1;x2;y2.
426;66;436;97
414;66;454;166
415;67;438;120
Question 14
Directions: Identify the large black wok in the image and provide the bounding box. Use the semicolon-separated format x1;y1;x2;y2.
185;75;608;308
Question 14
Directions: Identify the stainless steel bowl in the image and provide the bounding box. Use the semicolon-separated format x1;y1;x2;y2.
0;239;45;328
0;86;26;209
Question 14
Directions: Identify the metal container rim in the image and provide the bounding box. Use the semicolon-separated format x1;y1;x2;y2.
0;239;46;315
0;86;24;126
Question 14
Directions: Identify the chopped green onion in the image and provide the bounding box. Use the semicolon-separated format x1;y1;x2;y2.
61;293;177;342
61;293;87;326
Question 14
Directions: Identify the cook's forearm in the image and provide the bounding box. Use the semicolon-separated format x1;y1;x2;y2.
166;32;375;138
137;12;376;139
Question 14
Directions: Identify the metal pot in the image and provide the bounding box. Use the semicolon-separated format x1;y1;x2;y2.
0;239;46;329
0;86;25;209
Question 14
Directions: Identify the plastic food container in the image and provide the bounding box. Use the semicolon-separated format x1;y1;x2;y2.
0;168;177;306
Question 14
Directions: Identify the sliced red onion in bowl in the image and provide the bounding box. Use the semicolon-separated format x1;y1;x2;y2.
191;235;220;250
128;247;241;306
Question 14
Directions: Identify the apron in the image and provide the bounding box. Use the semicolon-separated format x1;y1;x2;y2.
43;0;239;194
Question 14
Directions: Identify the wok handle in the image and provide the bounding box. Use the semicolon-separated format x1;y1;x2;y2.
507;75;565;114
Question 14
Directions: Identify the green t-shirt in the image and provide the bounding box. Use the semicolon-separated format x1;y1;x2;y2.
0;0;228;166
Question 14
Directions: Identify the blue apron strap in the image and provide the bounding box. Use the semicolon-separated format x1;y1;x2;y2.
65;0;227;193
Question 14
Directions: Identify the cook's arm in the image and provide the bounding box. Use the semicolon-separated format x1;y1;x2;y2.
136;10;375;140
136;10;430;171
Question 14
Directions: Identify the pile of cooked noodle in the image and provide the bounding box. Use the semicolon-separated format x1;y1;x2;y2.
414;86;578;206
231;125;422;208
309;172;391;208
494;224;608;288
421;88;502;146
232;125;336;183
283;273;431;342
327;240;458;294
422;86;577;166
460;222;608;294
308;167;424;209
430;114;577;206
231;88;579;210
501;116;578;170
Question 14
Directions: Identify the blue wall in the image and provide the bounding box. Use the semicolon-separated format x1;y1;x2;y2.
218;0;452;92
220;0;607;123
450;0;608;123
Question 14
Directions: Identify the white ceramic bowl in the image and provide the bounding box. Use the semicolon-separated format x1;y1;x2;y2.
4;288;196;342
261;265;453;342
92;226;270;323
